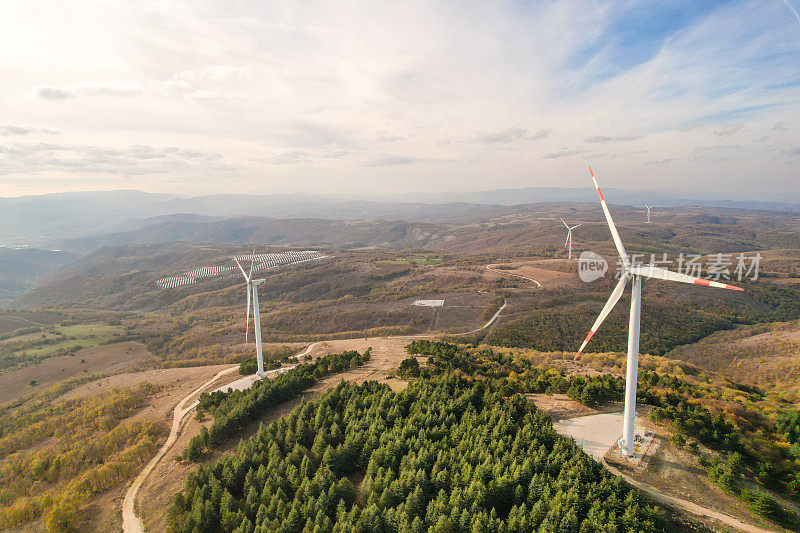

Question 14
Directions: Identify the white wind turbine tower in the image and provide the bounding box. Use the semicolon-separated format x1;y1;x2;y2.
233;249;265;378
645;204;653;223
576;167;743;457
561;218;582;260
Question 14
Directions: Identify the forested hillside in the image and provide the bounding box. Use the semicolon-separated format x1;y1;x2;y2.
0;382;163;530
168;376;666;532
484;279;800;355
168;341;800;532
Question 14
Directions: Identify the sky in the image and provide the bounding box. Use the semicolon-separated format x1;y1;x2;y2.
0;0;798;199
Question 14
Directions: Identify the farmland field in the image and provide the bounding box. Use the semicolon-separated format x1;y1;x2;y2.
0;323;125;374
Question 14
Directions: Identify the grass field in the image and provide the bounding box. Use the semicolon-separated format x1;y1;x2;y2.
16;324;120;357
0;323;123;373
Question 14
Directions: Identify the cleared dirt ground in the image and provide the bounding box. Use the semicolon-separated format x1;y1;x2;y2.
527;393;623;421
486;259;574;286
0;341;157;405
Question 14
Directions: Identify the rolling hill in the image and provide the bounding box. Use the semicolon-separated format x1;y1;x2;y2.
0;247;80;304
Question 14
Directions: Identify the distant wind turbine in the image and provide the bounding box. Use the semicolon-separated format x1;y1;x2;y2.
576;167;743;457
233;248;265;378
561;218;581;260
645;204;653;223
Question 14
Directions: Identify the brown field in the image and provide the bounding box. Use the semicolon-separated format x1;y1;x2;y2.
485;258;576;286
0;310;67;333
769;277;800;285
0;341;157;405
0;311;65;333
0;316;41;334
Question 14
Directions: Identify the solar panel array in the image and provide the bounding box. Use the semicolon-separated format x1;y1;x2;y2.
156;250;325;289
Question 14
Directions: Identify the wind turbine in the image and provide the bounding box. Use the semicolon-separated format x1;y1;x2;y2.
233;248;265;378
645;204;653;223
576;167;743;457
234;247;256;345
561;218;582;260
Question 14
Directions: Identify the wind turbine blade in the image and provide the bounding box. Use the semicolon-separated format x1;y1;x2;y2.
575;274;629;359
245;284;251;344
571;224;582;230
248;245;255;278
589;166;629;266
629;265;743;291
233;257;248;280
561;218;570;229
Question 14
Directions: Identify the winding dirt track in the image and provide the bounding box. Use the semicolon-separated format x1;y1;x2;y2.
122;366;237;533
122;365;294;532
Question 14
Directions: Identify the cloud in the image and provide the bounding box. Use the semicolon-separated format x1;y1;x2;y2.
0;124;59;135
780;0;800;28
529;128;553;140
645;158;675;165
711;124;744;136
0;142;225;176
473;127;552;143
542;149;583;159
365;154;428;166
783;147;800;157
474;127;528;143
35;86;73;100
694;144;740;151
2;1;800;196
584;135;642;143
273;122;351;148
35;84;142;100
266;150;312;164
773;121;790;131
377;133;403;142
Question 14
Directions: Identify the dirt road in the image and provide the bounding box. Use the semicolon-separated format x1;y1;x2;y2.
122;364;295;533
122;366;237;533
